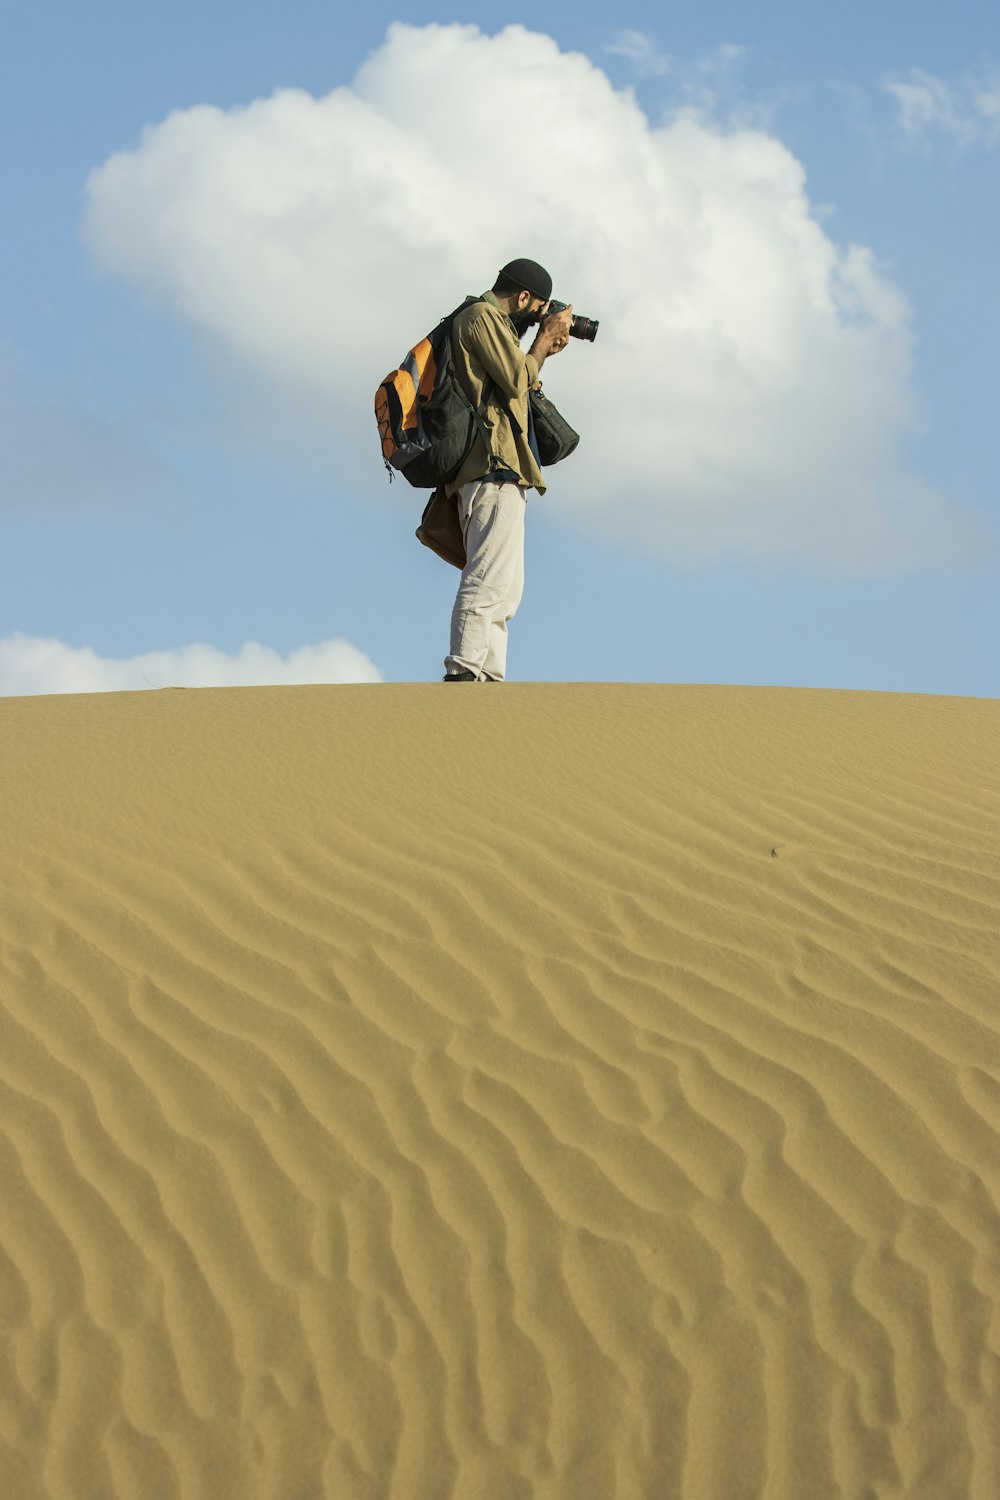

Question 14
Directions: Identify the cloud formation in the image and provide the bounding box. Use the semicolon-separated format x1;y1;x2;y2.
82;22;980;570
884;65;1000;149
605;30;672;79
0;636;383;696
606;36;755;120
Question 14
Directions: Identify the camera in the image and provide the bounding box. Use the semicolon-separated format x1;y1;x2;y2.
546;299;599;343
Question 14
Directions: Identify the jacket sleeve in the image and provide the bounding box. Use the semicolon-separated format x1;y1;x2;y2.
464;308;539;401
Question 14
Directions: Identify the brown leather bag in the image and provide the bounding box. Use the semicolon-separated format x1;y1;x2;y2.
415;485;466;569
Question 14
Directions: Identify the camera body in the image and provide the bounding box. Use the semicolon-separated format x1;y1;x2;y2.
546;299;599;343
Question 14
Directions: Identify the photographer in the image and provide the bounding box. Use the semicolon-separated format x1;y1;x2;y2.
442;257;572;683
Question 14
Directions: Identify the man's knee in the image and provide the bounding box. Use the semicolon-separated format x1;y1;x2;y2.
460;585;518;616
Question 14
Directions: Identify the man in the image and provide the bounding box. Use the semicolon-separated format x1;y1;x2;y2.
442;257;573;682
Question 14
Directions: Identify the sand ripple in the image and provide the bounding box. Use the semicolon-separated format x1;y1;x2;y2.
1;684;998;1499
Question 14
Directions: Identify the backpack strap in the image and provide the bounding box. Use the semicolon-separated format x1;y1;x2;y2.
442;296;506;470
489;386;522;439
447;297;532;473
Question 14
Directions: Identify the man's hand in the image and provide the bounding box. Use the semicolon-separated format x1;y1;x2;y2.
530;304;573;368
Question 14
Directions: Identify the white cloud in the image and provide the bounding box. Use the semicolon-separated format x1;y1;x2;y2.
607;36;756;120
81;22;981;571
884;65;1000;149
605;30;672;78
0;635;383;696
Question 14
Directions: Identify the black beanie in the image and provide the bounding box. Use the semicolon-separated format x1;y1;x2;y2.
499;257;553;301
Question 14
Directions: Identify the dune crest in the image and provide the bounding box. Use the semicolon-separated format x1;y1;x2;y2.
1;684;998;1499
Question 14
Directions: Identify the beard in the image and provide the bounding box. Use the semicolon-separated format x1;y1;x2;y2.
510;305;541;336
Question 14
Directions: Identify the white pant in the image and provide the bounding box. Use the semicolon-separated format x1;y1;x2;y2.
445;478;526;681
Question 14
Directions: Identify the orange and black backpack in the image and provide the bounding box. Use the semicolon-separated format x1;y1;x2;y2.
375;297;494;489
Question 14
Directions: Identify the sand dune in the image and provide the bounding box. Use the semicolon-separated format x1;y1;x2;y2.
1;683;998;1500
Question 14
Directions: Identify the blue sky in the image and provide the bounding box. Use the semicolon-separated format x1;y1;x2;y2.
2;0;997;695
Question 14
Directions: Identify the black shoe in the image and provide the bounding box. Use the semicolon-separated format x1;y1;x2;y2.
443;670;477;682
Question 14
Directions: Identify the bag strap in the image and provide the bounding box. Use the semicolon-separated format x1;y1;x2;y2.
441;296;511;469
489;384;523;439
444;297;530;472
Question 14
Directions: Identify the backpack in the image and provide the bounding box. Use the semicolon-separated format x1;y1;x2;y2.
375;297;493;489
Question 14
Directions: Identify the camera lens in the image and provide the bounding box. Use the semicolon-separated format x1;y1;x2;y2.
570;316;599;343
545;300;599;343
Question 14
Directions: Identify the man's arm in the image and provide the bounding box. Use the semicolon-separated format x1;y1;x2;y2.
464;308;536;401
529;305;573;375
465;304;574;398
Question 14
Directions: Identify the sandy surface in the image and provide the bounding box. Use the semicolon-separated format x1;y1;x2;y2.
1;683;998;1500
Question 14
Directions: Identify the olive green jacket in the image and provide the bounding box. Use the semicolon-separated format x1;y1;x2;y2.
446;291;545;496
